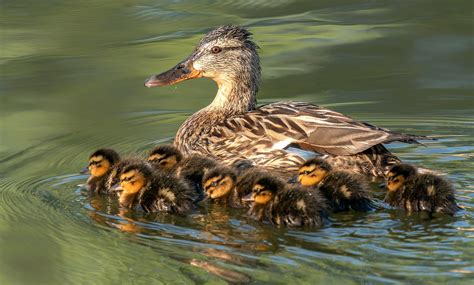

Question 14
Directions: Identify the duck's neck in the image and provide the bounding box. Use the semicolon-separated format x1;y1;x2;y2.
207;75;258;115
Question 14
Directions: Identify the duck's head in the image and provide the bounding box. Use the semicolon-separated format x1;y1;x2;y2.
145;25;261;99
116;161;153;196
386;164;417;192
84;148;120;178
147;145;182;170
243;175;285;205
202;167;237;199
298;158;332;187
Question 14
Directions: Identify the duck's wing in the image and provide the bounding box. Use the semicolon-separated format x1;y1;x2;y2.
210;101;431;156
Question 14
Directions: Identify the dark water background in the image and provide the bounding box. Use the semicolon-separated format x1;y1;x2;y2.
1;0;473;284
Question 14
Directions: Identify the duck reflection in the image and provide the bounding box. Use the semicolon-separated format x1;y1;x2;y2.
189;258;251;284
86;192;146;234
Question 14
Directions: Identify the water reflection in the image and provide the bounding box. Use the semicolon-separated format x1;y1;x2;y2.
1;0;473;283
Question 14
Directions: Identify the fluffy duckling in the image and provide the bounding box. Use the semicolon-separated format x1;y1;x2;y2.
385;164;459;216
298;158;374;212
243;175;328;228
175;154;220;183
83;148;120;194
202;166;250;208
103;157;147;192
115;161;196;214
147;145;219;200
230;159;278;200
147;144;183;171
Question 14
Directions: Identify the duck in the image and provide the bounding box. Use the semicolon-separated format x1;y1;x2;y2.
298;158;375;212
144;25;432;178
147;144;219;185
82;148;120;194
103;157;148;192
147;144;183;171
384;164;459;216
242;174;328;228
147;144;220;200
201;166;250;208
114;160;196;214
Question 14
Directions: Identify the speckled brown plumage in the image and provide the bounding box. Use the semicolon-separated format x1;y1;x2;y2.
145;25;432;178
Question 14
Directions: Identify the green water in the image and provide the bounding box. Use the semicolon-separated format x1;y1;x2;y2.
1;0;473;284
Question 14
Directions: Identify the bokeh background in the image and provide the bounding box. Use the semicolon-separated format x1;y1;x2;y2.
1;0;473;284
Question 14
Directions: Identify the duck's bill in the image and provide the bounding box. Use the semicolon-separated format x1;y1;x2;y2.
241;193;255;202
80;166;90;175
144;61;202;87
111;184;124;193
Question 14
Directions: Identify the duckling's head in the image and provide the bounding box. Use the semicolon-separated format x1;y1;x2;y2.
147;145;182;170
145;25;260;95
386;164;418;192
245;175;285;205
232;159;255;172
86;148;120;178
117;162;153;195
298;158;332;187
202;167;237;199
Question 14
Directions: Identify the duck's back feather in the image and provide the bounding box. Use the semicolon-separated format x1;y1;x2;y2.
218;102;429;155
177;101;431;177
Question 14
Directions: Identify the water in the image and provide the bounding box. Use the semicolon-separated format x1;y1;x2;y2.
1;0;473;284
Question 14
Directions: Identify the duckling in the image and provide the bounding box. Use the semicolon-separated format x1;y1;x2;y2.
202;166;249;208
147;144;183;171
83;148;120;194
115;161;196;214
147;145;219;200
175;154;220;183
243;175;328;228
298;158;374;212
385;164;459;216
230;159;279;201
104;157;147;192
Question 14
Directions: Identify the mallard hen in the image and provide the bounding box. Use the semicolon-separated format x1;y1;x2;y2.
145;25;431;178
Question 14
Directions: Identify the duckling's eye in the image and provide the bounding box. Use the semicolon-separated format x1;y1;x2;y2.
211;46;221;54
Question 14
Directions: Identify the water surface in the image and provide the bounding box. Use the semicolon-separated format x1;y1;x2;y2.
1;0;473;284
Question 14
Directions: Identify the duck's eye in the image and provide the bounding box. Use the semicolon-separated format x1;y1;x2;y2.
211;46;221;54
